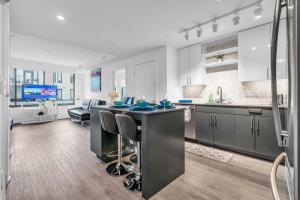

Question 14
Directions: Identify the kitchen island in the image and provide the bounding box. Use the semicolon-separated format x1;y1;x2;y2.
90;105;185;199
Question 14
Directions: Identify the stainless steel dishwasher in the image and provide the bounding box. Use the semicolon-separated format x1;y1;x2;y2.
184;105;196;140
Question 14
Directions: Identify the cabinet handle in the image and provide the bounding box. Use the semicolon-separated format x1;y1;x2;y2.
267;68;270;79
190;77;192;85
209;115;213;128
251;117;254;135
257;118;260;136
187;78;189;85
214;115;217;129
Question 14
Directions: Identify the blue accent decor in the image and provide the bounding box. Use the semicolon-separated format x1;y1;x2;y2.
129;105;157;111
178;99;192;103
110;105;132;109
157;105;176;109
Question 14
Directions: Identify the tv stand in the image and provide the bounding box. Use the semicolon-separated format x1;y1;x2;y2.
20;101;58;124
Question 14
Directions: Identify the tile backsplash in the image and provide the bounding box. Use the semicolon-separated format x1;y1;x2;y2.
183;70;288;105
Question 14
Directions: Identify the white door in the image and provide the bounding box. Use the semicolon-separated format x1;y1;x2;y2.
133;61;156;102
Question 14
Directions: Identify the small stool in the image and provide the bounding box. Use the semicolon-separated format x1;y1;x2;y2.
99;111;133;176
115;114;142;192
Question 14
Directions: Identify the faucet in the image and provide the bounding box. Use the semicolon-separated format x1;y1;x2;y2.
217;86;223;103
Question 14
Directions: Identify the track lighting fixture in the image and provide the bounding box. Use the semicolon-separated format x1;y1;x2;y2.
232;13;240;25
179;0;263;41
212;20;218;33
196;26;202;37
254;1;263;19
184;31;189;41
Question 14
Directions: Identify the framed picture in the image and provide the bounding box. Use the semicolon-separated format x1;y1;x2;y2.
91;68;101;92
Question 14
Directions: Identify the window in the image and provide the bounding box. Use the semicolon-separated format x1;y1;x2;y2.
53;72;75;105
10;68;45;106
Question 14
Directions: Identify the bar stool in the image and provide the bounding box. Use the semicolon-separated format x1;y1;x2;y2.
99;111;133;176
115;114;142;192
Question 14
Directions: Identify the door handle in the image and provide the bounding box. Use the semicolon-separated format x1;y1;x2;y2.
271;0;288;147
250;117;254;135
209;115;213;129
270;152;286;200
256;118;260;136
214;115;217;129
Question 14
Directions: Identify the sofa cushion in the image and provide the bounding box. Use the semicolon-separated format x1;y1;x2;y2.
82;99;91;111
69;108;90;117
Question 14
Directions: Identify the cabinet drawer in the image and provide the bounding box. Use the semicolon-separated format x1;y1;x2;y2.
234;108;273;117
196;106;235;114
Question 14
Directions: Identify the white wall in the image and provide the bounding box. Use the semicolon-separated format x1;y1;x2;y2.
82;46;175;103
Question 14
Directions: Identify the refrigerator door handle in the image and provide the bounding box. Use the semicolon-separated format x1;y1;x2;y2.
270;152;286;200
271;0;288;147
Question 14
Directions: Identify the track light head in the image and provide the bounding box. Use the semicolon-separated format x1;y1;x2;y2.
212;20;218;33
196;26;202;38
254;3;263;19
232;13;240;25
184;31;189;41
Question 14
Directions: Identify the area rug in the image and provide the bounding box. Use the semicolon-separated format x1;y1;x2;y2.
185;142;234;163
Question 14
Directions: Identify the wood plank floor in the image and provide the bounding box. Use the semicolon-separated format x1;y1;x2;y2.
7;120;288;200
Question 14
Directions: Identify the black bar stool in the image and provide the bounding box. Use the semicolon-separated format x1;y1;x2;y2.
99;111;133;176
115;114;142;192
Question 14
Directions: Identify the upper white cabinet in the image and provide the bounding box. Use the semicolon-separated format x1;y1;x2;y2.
238;24;271;81
178;47;190;86
238;20;287;81
178;43;202;86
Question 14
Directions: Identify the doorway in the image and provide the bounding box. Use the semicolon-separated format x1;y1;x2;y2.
113;68;126;100
133;61;157;102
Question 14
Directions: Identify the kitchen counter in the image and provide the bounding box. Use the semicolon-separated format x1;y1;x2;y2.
90;105;185;199
174;102;287;109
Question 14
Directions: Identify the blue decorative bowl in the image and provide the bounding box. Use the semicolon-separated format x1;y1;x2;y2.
160;100;171;106
137;101;149;108
114;100;125;106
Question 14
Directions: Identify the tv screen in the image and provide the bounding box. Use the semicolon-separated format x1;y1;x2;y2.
22;85;57;101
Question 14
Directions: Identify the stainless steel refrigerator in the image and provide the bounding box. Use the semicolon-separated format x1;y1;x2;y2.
271;0;299;199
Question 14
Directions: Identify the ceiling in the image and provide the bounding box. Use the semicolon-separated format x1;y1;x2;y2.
10;33;114;67
10;0;276;67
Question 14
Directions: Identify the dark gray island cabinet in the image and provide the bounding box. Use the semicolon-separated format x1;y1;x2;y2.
195;106;284;160
90;105;185;200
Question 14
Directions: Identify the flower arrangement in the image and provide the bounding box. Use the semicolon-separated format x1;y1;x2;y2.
108;91;119;104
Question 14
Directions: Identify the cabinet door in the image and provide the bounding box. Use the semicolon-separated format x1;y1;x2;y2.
255;116;283;158
189;43;202;85
178;47;190;86
234;115;255;153
238;24;271;81
195;111;213;144
213;113;235;148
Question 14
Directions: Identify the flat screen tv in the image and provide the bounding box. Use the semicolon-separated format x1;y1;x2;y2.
22;84;57;101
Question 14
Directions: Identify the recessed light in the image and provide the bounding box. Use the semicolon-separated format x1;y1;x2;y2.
267;44;271;47
252;46;256;50
56;15;65;21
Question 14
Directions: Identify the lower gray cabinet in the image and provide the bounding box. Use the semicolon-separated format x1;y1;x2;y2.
195;111;213;144
235;115;255;153
195;111;234;148
255;116;282;158
214;113;235;148
235;114;283;159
